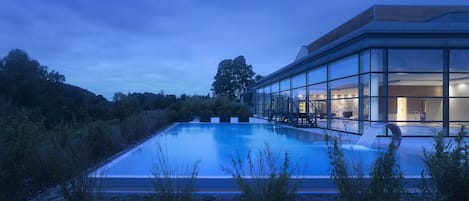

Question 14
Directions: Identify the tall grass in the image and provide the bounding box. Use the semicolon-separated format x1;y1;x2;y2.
326;134;403;201
224;144;301;201
60;171;101;201
149;142;200;201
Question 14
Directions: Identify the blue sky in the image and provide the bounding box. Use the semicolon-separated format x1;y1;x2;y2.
1;0;468;100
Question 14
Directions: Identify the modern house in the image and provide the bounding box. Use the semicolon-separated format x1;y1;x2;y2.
250;5;469;136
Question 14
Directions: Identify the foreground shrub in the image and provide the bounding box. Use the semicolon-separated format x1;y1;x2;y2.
417;126;469;201
0;110;44;200
326;134;403;201
61;171;97;201
224;144;300;201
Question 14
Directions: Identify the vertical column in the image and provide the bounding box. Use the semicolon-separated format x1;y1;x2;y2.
383;49;389;136
443;49;450;136
358;53;363;134
306;73;310;120
327;65;331;130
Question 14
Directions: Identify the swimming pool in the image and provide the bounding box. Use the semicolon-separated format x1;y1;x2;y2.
93;123;425;194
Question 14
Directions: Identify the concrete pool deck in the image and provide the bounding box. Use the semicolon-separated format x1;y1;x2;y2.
255;117;468;156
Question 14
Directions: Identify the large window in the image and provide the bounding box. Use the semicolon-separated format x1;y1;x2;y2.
330;76;359;99
329;55;358;80
280;78;290;91
388;73;443;122
360;73;385;123
370;49;385;72
308;83;327;100
388;49;443;72
292;73;306;89
308;66;327;84
450;50;469;72
256;88;264;117
387;49;444;136
279;90;291;114
449;50;469;135
360;73;383;97
330;99;359;133
361;97;386;121
292;87;306;113
308;83;327;128
329;76;359;133
388;73;443;96
360;50;370;73
262;86;271;118
271;82;279;93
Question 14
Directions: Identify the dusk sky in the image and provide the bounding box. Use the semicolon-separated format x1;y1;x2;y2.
1;0;468;100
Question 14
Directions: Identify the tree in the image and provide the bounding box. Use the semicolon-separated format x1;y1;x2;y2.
255;74;263;82
211;56;256;102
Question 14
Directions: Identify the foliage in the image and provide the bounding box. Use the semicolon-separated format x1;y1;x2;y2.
57;130;94;201
417;126;469;201
224;144;300;201
0;108;44;200
61;172;98;201
0;49;111;126
0;49;180;200
211;56;256;102
150;142;200;201
325;134;403;201
166;95;252;122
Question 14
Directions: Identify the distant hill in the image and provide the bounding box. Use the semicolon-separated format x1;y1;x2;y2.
0;49;111;126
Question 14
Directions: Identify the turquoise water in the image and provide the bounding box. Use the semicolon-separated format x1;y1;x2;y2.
98;123;424;177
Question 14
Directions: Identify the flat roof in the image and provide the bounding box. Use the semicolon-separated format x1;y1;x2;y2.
253;5;469;88
307;5;469;54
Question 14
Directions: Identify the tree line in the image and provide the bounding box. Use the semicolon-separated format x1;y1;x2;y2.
0;49;258;200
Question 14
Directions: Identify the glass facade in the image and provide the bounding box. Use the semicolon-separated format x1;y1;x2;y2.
449;50;469;135
254;48;469;136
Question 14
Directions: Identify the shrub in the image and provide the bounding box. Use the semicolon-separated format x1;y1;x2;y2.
199;109;212;122
224;144;300;201
85;121;115;160
236;104;251;122
418;126;469;201
0;110;44;200
326;134;403;201
220;115;231;123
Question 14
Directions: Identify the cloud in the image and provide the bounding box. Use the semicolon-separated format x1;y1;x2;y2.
1;0;469;99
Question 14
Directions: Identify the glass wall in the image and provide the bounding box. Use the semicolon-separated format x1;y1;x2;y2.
450;50;469;135
308;83;327;128
255;88;264;117
292;73;307;113
253;48;467;136
262;85;271;118
388;49;443;72
308;65;327;84
308;66;328;128
328;55;359;133
329;76;359;132
387;49;443;136
329;55;358;80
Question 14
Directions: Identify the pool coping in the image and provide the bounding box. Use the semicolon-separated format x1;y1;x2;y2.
91;175;427;195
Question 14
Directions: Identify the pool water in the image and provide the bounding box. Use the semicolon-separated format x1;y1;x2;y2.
96;123;424;177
